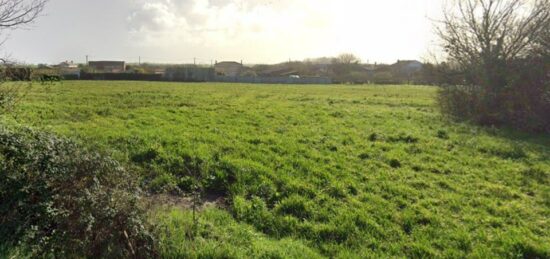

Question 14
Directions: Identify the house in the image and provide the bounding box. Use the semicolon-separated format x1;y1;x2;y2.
57;61;78;69
55;61;80;78
391;60;423;75
260;65;297;77
88;61;126;73
214;61;243;77
388;60;424;83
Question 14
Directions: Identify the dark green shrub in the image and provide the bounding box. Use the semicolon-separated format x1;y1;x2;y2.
327;185;348;199
436;57;550;133
389;158;402;168
347;185;358;196
521;166;549;185
149;173;178;193
0;126;155;258
511;241;550;259
358;152;370;160
388;134;419;143
368;133;379;142
437;85;485;124
131;147;160;164
177;175;195;192
406;243;437;258
436;130;449;139
479;144;527;160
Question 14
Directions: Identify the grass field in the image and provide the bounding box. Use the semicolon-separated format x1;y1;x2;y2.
3;81;549;258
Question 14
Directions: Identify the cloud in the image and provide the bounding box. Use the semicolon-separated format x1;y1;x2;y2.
127;2;183;31
126;0;331;47
123;0;442;63
4;0;443;64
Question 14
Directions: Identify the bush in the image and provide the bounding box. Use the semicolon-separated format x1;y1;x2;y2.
437;58;550;133
437;85;485;123
0;126;155;257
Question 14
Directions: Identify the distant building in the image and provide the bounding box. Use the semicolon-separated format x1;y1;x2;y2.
59;68;80;78
392;60;423;74
57;61;78;69
214;61;243;77
163;66;214;82
55;61;80;78
88;61;126;73
388;60;424;84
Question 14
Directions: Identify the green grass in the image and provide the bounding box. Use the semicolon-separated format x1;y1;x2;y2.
3;81;549;258
154;208;323;258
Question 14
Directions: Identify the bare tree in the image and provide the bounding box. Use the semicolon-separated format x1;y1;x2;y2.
333;53;361;65
0;0;47;29
531;14;550;57
437;0;549;86
329;53;363;83
435;0;550;131
0;0;48;112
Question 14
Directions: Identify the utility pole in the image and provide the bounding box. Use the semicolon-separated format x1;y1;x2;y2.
85;55;89;65
194;57;196;65
139;56;141;65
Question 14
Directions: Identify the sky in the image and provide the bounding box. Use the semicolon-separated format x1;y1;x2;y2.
1;0;444;65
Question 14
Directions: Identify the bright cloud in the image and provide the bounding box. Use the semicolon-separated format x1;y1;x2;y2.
127;0;330;46
125;0;442;63
3;0;444;64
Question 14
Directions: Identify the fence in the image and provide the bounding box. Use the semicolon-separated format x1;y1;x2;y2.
78;72;162;81
163;67;214;82
62;71;333;84
213;76;332;84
